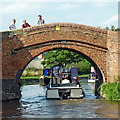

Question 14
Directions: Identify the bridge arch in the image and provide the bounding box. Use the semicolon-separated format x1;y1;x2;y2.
21;44;104;83
2;23;119;100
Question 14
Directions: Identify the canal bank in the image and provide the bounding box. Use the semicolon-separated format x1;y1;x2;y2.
19;75;89;86
99;81;120;101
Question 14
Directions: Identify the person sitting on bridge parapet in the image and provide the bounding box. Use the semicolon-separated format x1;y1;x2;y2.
22;20;31;28
37;15;45;25
9;19;16;30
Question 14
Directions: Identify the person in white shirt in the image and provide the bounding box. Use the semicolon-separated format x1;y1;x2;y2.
91;66;95;74
9;19;16;30
62;76;70;84
37;15;45;25
90;66;96;79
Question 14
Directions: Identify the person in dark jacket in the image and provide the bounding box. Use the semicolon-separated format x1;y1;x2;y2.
22;20;31;28
51;61;61;84
70;64;78;82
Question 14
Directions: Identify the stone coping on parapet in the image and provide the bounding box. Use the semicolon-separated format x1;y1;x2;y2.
0;22;110;38
1;28;23;38
23;23;108;34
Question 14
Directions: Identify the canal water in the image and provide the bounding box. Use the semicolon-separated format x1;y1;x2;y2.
2;80;119;119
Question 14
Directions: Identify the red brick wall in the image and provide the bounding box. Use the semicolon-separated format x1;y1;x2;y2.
107;31;119;82
1;23;119;82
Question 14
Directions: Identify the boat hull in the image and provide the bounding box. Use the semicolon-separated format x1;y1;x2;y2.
88;79;96;83
46;85;84;99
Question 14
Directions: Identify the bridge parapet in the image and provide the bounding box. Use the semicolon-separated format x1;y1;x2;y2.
2;23;108;52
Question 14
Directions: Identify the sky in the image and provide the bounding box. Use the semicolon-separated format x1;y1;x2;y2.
0;0;119;31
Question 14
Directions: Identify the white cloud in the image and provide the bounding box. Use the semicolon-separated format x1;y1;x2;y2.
56;3;80;10
0;2;27;14
0;0;119;2
102;15;118;27
90;0;119;2
0;1;44;14
93;2;111;8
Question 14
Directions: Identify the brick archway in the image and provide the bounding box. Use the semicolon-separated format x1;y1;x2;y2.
1;23;119;100
21;43;104;82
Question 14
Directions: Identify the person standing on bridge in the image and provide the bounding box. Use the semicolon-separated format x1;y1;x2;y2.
22;20;31;28
9;19;16;30
37;15;45;25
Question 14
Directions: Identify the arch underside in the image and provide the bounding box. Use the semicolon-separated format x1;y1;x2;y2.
14;40;107;83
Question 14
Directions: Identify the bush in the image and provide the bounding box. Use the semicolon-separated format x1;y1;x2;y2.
74;61;91;75
66;61;91;75
21;68;43;77
100;82;120;101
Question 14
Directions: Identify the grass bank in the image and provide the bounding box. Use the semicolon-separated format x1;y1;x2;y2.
21;76;41;79
100;81;120;101
78;74;89;77
20;78;40;86
21;74;89;79
21;68;43;77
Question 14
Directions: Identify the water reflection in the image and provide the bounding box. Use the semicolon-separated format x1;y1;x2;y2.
2;100;22;119
2;79;119;119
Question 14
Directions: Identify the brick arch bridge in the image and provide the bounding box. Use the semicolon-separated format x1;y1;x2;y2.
1;23;119;100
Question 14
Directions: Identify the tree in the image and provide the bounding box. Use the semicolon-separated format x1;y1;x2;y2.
105;25;120;31
41;49;85;68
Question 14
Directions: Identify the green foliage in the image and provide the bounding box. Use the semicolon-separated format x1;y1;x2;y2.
41;49;86;68
101;82;120;101
41;49;91;75
75;61;91;75
11;49;16;54
66;61;91;75
104;25;120;31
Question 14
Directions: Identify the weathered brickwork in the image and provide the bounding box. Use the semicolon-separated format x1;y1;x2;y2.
118;31;120;80
1;23;119;100
107;31;119;82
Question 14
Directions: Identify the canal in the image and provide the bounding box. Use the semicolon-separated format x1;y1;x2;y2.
2;80;119;119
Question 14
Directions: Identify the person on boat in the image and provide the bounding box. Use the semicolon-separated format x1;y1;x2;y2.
22;20;31;28
88;66;96;79
51;61;62;84
72;77;81;87
43;68;52;85
91;66;95;75
70;64;78;82
9;19;16;30
37;15;45;25
62;75;70;84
